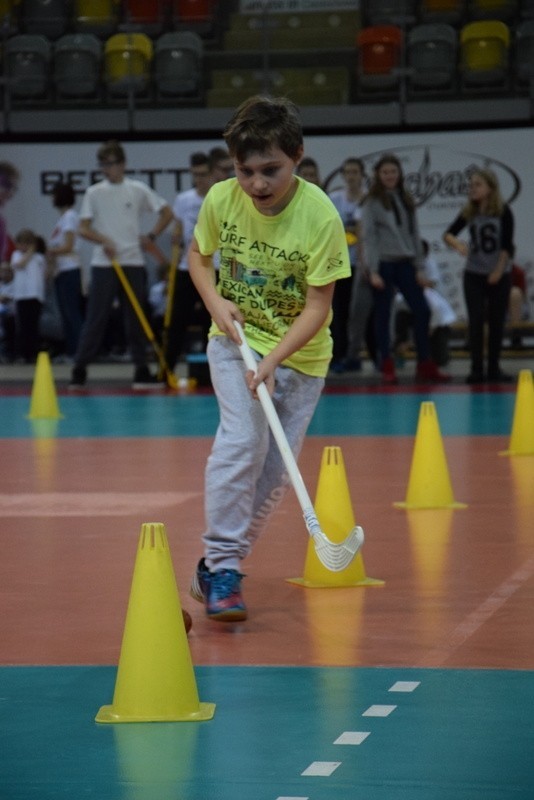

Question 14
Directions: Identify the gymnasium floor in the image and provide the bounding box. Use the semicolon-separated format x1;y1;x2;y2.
1;358;533;800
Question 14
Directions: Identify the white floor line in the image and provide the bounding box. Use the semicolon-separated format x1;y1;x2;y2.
421;555;534;667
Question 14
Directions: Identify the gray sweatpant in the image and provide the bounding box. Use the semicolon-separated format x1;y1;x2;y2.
203;335;325;572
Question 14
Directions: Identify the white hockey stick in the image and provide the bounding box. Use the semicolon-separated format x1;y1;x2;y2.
234;321;364;572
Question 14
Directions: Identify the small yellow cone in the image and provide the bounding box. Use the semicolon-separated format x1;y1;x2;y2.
500;369;534;456
27;352;63;420
96;522;215;723
287;446;384;588
394;401;467;510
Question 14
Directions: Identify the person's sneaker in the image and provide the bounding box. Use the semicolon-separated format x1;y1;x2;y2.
329;360;346;374
415;359;451;383
68;365;87;391
190;558;247;621
132;366;165;391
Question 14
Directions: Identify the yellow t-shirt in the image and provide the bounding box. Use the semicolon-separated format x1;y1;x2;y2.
194;176;350;377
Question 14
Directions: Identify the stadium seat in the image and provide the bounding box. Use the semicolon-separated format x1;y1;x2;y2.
515;19;534;86
154;31;203;98
119;0;166;36
419;0;466;25
5;34;51;100
407;23;457;92
520;0;534;18
73;0;118;38
21;0;69;39
459;19;510;88
357;25;403;95
104;32;153;97
172;0;218;37
54;33;102;101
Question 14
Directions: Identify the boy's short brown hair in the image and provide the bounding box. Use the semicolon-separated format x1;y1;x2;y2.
97;140;126;164
15;228;37;246
223;95;303;162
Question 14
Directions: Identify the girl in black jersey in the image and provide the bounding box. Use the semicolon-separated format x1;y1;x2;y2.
444;168;515;384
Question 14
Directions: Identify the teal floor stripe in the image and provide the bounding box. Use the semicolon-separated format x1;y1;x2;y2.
0;392;516;438
1;666;532;800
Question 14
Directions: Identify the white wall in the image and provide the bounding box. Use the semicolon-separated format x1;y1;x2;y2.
3;127;534;321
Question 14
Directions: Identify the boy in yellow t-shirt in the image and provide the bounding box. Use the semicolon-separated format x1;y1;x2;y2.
189;95;350;622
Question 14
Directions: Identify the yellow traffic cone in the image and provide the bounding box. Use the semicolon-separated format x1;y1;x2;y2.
96;522;215;723
27;351;63;420
500;369;534;456
287;446;384;588
394;401;467;510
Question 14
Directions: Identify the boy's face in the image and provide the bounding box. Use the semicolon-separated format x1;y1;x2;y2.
98;157;125;184
234;146;303;216
343;163;363;191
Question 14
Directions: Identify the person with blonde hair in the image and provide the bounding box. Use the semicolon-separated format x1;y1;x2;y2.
443;168;515;383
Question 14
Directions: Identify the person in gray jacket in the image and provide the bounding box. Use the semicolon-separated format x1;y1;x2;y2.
361;153;450;384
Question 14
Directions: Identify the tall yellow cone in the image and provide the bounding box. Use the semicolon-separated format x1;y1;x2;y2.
394;401;467;510
287;446;384;588
500;369;534;456
96;522;215;723
27;351;63;420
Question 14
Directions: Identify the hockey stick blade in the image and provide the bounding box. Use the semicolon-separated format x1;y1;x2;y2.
234;320;363;572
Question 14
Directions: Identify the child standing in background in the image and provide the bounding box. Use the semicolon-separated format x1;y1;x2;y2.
11;229;47;363
443;168;514;383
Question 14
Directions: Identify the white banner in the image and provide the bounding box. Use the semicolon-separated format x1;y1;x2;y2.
2;127;534;321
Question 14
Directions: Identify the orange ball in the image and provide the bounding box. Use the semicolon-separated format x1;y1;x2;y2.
182;608;192;634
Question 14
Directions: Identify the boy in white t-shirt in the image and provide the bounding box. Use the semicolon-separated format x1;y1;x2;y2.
188;95;357;622
69;140;173;390
48;182;85;360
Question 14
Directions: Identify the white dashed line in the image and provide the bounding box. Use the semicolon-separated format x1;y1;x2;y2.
334;731;371;745
301;761;341;777
389;681;420;692
278;680;422;797
362;704;397;717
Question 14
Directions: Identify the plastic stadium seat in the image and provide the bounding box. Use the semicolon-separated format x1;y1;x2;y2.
357;25;403;94
120;0;166;36
5;33;51;99
154;31;203;98
460;19;510;88
520;0;534;19
54;33;102;100
104;32;153;97
467;0;517;21
74;0;118;38
21;0;69;39
172;0;218;37
419;0;466;25
515;19;534;85
407;23;457;92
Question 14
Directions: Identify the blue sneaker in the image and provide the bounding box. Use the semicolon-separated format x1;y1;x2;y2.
190;558;247;621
